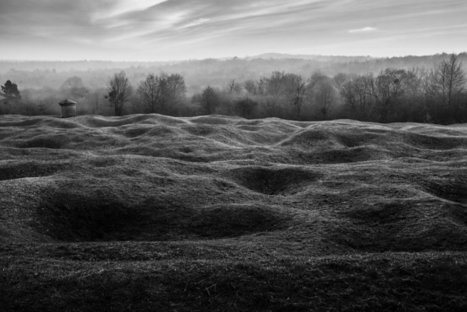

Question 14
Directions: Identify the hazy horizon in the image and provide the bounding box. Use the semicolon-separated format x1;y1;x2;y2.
1;51;467;63
1;0;467;61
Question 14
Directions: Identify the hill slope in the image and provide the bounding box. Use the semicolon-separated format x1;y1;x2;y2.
1;114;467;311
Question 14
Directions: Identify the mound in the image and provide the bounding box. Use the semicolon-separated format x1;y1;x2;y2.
1;114;467;311
0;116;49;127
119;126;152;138
190;115;235;125
76;114;156;128
280;128;341;149
292;146;386;164
114;124;179;139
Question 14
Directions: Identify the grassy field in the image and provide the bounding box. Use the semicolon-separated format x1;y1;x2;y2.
1;114;466;311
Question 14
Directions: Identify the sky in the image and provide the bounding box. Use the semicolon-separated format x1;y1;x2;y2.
0;0;466;61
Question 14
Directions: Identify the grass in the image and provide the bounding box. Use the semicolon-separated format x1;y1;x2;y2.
1;114;467;311
2;252;467;312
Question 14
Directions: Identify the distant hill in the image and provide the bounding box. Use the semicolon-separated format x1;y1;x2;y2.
247;53;374;62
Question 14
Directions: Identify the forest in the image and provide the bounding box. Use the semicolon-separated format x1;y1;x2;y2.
0;53;466;124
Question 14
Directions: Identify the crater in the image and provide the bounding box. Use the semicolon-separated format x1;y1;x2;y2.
36;193;288;242
403;133;467;150
17;135;69;149
343;202;407;224
333;132;379;148
190;205;288;238
447;203;467;226
313;147;376;163
422;178;467;204
230;167;320;195
183;124;216;136
0;162;65;181
332;200;467;252
122;127;151;138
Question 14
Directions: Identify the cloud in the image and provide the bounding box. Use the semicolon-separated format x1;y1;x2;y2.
348;27;378;34
0;0;466;60
179;18;210;29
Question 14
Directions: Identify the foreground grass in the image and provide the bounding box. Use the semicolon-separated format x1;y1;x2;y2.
2;251;466;312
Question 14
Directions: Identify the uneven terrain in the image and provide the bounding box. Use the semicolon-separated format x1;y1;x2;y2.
1;114;467;311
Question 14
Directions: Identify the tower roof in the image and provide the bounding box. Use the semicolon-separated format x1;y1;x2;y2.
59;99;77;106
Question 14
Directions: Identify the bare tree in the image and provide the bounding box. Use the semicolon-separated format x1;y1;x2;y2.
137;73;186;114
244;80;258;95
288;74;306;119
234;98;257;118
200;86;218;114
227;80;242;94
306;73;337;119
164;74;186;110
137;74;159;113
374;69;408;122
106;71;132;116
262;72;305;118
434;54;466;107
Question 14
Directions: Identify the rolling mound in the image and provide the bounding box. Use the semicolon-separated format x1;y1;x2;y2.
1;114;467;311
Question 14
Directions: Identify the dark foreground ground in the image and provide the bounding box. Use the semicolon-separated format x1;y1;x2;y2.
1;114;466;311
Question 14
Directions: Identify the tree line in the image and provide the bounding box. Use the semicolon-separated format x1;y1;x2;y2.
1;54;466;124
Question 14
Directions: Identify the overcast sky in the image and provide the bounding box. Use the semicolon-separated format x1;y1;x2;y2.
0;0;466;61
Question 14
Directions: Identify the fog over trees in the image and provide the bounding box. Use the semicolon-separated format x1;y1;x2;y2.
1;53;466;123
